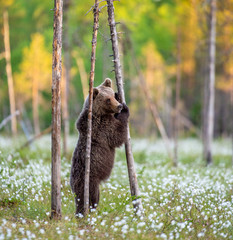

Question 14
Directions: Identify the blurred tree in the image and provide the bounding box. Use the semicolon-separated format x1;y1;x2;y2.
142;41;166;106
3;8;17;135
62;0;71;155
14;33;51;135
203;0;217;165
215;0;233;136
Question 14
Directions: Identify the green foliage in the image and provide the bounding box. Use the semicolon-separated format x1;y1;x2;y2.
0;0;232;136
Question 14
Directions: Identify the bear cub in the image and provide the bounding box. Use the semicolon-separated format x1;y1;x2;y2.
70;78;129;215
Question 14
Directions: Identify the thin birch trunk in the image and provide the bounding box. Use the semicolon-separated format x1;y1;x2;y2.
84;0;99;217
63;0;71;156
21;126;52;149
106;0;143;213
3;9;17;136
203;0;216;165
173;27;181;167
51;0;63;220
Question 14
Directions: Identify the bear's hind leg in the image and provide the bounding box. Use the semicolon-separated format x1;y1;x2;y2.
89;181;100;210
75;194;84;216
74;181;84;216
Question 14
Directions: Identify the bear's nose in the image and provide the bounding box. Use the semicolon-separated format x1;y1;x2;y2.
117;104;123;112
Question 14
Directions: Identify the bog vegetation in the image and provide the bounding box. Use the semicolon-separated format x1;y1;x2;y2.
0;0;233;239
0;136;233;239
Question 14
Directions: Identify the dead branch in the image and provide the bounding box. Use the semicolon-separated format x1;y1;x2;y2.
106;0;143;214
85;0;105;16
84;0;99;217
0;110;20;130
20;126;52;149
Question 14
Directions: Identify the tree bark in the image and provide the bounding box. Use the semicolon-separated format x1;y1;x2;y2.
203;0;216;165
84;0;99;217
3;9;17;136
62;0;71;156
107;0;143;213
51;0;63;220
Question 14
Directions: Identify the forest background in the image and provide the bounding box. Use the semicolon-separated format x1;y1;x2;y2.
0;0;232;140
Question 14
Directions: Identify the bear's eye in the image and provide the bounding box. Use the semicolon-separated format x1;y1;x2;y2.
106;98;111;104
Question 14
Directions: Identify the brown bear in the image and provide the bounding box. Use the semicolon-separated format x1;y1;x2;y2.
70;78;129;215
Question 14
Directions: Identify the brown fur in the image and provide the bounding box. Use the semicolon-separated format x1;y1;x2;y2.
70;78;129;215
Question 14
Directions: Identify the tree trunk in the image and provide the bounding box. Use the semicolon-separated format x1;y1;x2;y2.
84;0;99;217
106;0;143;214
62;0;71;156
3;9;17;136
173;27;181;167
203;0;216;165
51;0;63;220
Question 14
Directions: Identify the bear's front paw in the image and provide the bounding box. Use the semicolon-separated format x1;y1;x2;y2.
115;92;119;101
114;103;129;120
121;103;129;115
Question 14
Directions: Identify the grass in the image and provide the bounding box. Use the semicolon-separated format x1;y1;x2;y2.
0;136;232;239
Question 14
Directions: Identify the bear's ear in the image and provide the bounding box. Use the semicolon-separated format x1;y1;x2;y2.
103;78;112;88
93;88;99;100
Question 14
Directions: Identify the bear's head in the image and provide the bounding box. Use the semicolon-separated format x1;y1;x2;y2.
90;78;123;116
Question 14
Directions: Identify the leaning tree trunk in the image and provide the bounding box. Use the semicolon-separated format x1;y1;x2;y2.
106;0;143;213
51;0;63;220
3;9;17;136
203;0;216;165
84;0;99;217
62;0;71;156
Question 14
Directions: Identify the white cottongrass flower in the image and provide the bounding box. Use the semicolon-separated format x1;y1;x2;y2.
160;233;167;239
11;223;16;228
197;232;205;238
137;222;146;228
176;206;181;211
39;229;45;234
